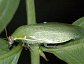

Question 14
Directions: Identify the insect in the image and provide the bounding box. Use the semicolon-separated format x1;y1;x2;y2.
9;22;84;47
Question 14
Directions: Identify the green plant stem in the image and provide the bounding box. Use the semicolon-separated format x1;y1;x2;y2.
26;0;36;25
30;44;40;64
26;0;39;64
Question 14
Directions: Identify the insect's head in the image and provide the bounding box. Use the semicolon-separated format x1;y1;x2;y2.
4;28;15;46
7;36;15;46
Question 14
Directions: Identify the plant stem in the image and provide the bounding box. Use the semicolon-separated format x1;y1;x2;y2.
26;0;36;25
26;0;40;64
30;44;40;64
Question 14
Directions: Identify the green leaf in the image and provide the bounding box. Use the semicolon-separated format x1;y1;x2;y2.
0;0;20;33
72;17;84;28
0;39;22;64
0;39;9;55
41;38;84;64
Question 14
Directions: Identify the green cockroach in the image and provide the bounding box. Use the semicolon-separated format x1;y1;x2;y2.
8;22;84;46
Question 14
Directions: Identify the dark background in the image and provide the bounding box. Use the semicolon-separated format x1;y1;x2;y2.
1;0;84;64
6;0;84;36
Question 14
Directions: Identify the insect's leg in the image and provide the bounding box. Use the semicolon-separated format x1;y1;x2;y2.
21;40;29;50
27;44;31;49
21;40;31;50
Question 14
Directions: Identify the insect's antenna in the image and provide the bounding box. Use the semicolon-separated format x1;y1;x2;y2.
4;28;14;46
5;28;8;38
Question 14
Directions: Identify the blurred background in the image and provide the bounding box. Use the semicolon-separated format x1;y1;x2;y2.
1;0;84;64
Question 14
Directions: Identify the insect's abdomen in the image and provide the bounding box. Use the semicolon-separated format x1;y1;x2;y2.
12;22;84;44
